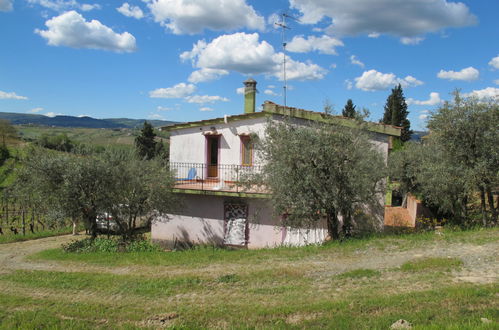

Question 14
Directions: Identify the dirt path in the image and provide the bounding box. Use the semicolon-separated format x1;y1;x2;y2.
0;233;497;284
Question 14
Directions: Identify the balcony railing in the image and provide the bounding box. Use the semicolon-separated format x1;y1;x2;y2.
170;162;265;194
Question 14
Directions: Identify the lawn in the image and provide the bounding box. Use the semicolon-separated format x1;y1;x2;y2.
0;227;497;329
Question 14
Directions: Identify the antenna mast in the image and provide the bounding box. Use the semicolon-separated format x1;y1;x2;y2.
275;13;298;107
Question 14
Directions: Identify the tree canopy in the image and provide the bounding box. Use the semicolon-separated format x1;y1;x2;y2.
253;121;386;239
135;121;157;160
382;84;412;142
342;99;357;118
390;92;498;225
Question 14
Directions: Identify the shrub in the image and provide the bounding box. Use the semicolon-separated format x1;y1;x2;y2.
62;236;160;253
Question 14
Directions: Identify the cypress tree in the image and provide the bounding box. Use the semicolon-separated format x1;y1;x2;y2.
342;99;357;118
382;84;412;142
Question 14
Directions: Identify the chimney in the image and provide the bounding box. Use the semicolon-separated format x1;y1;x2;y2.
243;78;257;114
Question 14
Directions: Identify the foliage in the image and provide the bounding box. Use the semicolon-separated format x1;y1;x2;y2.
400;257;463;272
35;133;76;152
0;119;18;146
323;98;335;115
390;92;498;225
62;237;161;253
135;121;157;160
342;99;357;118
250;120;386;239
0;145;9;166
381;84;412;142
13;146;176;240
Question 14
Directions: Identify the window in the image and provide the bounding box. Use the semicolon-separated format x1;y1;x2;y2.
240;135;253;166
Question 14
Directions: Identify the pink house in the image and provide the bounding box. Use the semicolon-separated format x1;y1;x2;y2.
152;79;401;249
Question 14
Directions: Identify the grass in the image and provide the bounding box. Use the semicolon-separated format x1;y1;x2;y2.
0;227;497;328
32;226;499;267
400;257;463;272
0;227;75;244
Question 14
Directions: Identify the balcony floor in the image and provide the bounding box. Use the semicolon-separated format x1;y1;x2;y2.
173;180;268;194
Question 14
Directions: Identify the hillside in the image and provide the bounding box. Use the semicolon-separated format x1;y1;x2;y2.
0;112;177;128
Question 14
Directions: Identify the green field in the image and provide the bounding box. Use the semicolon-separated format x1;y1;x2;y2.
0;227;497;329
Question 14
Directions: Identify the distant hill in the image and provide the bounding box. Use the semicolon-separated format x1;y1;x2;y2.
0;112;177;128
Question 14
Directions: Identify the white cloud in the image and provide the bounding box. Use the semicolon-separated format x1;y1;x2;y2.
400;37;424;45
148;0;264;35
464;87;499;100
200;107;213;112
35;11;137;52
0;0;13;11
117;3;144;19
0;90;28;100
368;32;380;38
350;55;364;68
488;55;499;70
45;112;63;117
157;106;173;111
407;92;442;106
419;114;428;120
354;70;423;91
236;87;245;95
27;0;100;12
29;107;44;113
345;79;353;90
188;68;229;83
77;114;89;117
289;0;476;42
181;32;327;82
149;82;196;98
264;89;278;96
437;66;479;81
286;35;343;55
494;79;499;85
185;95;229;104
148;113;166;120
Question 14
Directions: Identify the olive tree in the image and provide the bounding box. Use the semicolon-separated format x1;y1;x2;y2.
251;120;386;240
15;147;177;239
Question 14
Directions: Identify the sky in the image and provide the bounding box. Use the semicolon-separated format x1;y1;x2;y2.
0;0;498;130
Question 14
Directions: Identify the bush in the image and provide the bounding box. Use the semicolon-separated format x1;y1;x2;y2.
62;236;160;253
0;145;9;166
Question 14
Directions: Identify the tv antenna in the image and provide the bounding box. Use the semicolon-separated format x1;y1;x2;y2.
275;13;299;107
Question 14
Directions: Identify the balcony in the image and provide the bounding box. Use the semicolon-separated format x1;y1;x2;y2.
170;162;267;195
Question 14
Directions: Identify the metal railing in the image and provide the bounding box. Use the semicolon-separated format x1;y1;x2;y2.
170;162;263;193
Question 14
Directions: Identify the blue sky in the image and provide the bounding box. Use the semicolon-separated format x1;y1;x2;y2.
0;0;498;130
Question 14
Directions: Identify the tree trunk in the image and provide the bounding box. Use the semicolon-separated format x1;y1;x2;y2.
486;187;497;224
342;209;352;239
72;217;78;235
326;211;339;240
479;187;487;226
22;209;26;236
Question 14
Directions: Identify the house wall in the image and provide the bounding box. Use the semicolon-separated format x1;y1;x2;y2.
152;194;328;249
170;115;391;166
170;117;268;166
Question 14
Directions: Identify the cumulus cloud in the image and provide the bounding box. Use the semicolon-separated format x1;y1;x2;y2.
236;87;245;95
264;89;278;96
157;106;173;111
464;87;499;100
200;107;213;112
185;95;229;104
45;112;64;117
350;55;364;68
0;0;13;11
117;2;144;19
494;79;499;85
354;69;423;91
286;35;343;55
182;32;327;82
0;90;28;100
489;55;499;70
29;107;44;113
188;68;229;83
289;0;476;42
419;113;429;120
407;92;442;105
35;11;137;52
437;66;479;81
400;37;424;45
27;0;100;12
148;0;264;34
149;83;196;98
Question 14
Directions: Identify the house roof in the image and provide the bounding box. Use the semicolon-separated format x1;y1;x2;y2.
162;101;402;137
